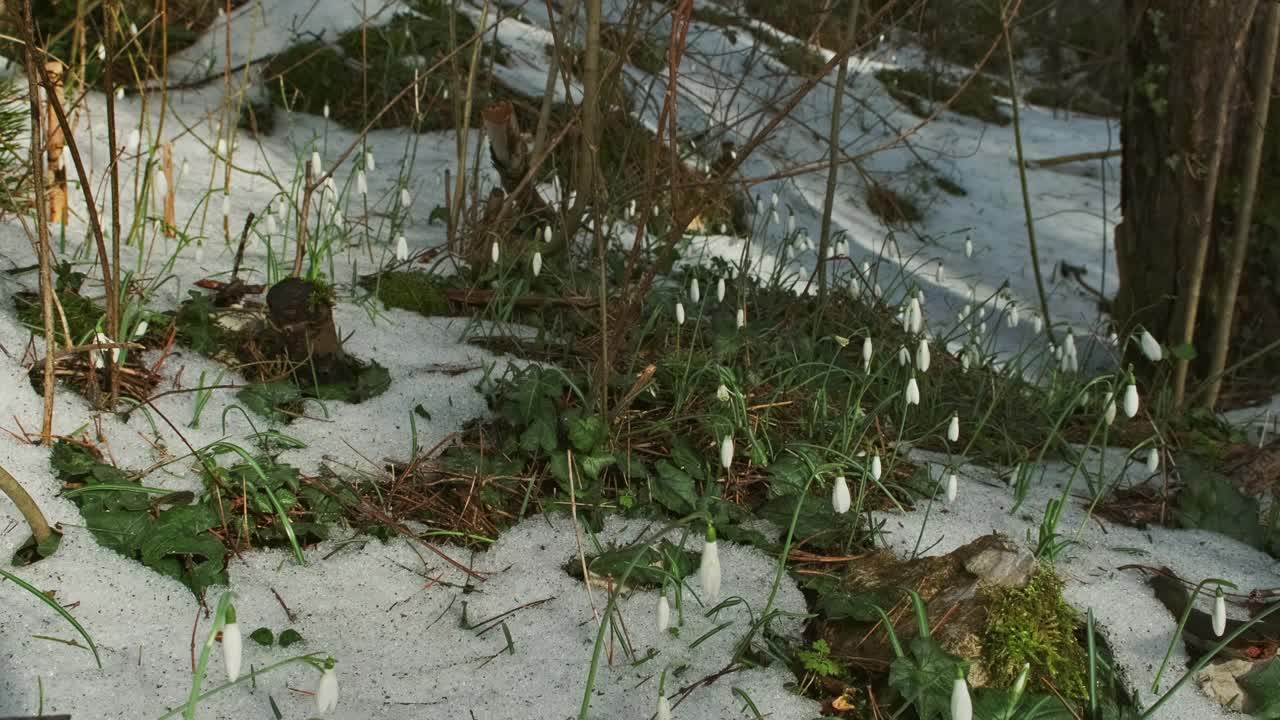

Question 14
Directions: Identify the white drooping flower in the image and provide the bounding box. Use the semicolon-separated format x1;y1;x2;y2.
1140;330;1163;362
315;659;339;713
323;103;330;120
656;593;671;633
870;454;882;481
736;308;745;329
961;350;971;372
531;251;542;277
543;225;552;243
1212;587;1227;637
947;414;960;443
699;527;721;600
222;610;242;682
1123;380;1140;418
399;187;412;208
770;191;779;208
951;671;973;720
115;86;125;100
905;376;920;406
719;434;734;470
1007;303;1020;328
907;295;923;334
690;278;700;304
785;212;794;236
964;236;973;258
897;346;909;367
96;43;106;61
832;475;851;514
675;302;686;326
310;151;322;177
716;384;731;403
862;337;873;372
1103;392;1117;426
916;338;931;373
216;138;227;157
194;242;204;263
1146;446;1160;473
266;213;279;235
769;209;779;227
395;234;409;261
657;694;672;720
1032;315;1044;334
945;473;958;503
126;128;140;154
356;170;367;196
153;169;168;202
491;241;500;264
365;151;376;172
716;277;726;303
132;320;149;339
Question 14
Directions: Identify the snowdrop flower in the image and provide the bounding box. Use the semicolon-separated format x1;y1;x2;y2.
699;526;721;600
947;414;959;443
531;251;542;277
96;43;106;61
961;350;971;372
126;128;140;154
395;234;409;261
675;302;685;326
690;278;700;304
770;191;779;209
716;277;726;303
656;592;671;633
194;242;205;262
736;307;745;329
897;346;909;367
916;338;931;373
365;151;376;172
356;170;367;197
831;475;851;514
1212;587;1227;637
905;376;920;406
1103;392;1117;426
862;337;873;372
627;199;636;218
945;473;958;503
870;454;882;481
1146;446;1160;473
221;193;231;219
115;86;124;100
951;669;972;720
964;236;973;258
1123;378;1140;418
967;285;977;304
310;151;322;177
216;138;227;157
716;384;731;403
180;158;190;183
1007;303;1019;328
769;209;779;226
129;22;139;36
719;434;734;470
543;225;552;243
315;658;339;713
222;606;242;682
785;212;794;236
153;170;168;202
266;213;278;235
323;103;330;120
1139;330;1162;362
907;294;923;334
657;694;672;720
718;223;727;234
490;241;500;264
400;187;411;208
1032;315;1043;334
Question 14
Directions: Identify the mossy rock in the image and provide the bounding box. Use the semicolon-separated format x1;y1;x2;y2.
876;68;1010;126
361;271;450;317
982;567;1088;701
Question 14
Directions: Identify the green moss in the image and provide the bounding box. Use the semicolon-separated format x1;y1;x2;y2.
362;271;450;317
876;69;1010;126
14;289;104;347
982;568;1087;701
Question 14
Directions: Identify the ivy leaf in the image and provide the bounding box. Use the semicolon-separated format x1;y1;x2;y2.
888;636;966;720
652;459;699;514
278;629;304;647
567;415;607;453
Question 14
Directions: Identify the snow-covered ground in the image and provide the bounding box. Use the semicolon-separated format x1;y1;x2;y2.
0;0;1271;718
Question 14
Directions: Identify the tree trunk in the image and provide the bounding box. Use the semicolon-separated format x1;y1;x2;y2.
1114;0;1280;401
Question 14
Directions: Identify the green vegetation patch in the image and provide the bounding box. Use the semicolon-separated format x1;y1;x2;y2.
982;568;1087;701
360;270;451;317
877;68;1010;126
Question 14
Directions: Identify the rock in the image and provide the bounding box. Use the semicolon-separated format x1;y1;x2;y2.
1196;659;1256;713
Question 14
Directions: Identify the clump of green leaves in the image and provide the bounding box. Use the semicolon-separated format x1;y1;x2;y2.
795;639;843;694
876;68;1010;126
982;568;1087;701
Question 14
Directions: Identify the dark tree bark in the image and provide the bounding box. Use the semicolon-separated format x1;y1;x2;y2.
1115;0;1280;402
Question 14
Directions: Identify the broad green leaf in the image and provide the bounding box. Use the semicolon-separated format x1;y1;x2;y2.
249;627;275;646
567;415;607;453
1241;658;1280;719
652;459;699;514
888;636;965;720
278;628;304;647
